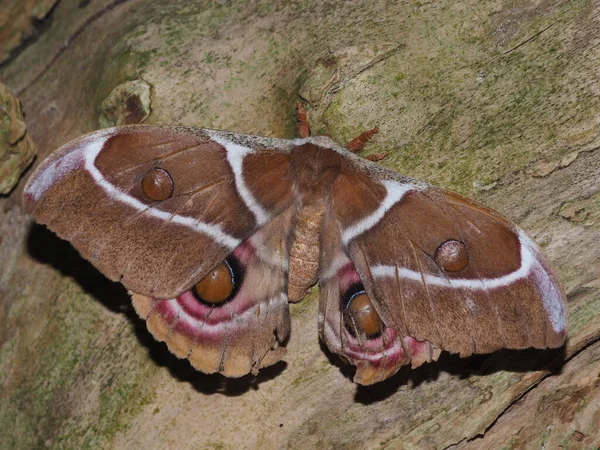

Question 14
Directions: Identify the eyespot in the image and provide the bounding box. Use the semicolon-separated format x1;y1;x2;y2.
344;290;383;339
141;168;174;201
434;239;468;272
193;259;236;306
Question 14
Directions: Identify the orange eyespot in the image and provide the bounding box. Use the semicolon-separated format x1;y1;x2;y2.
434;239;468;272
344;291;383;338
194;260;235;305
141;168;174;201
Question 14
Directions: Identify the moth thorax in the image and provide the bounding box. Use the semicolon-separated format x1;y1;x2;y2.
288;203;324;302
291;143;341;201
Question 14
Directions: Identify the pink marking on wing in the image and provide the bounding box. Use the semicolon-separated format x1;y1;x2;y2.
155;297;248;345
147;235;284;344
232;239;256;265
404;336;429;355
403;336;436;368
170;236;259;322
176;291;214;317
171;312;201;337
154;299;180;325
176;289;257;323
337;262;362;290
334;325;434;371
174;311;228;345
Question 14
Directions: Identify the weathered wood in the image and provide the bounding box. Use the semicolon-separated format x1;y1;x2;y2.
0;0;598;449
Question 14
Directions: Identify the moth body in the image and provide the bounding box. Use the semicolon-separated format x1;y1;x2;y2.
286;140;349;302
287;202;323;302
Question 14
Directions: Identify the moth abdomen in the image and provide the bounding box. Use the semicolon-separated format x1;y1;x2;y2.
288;202;324;302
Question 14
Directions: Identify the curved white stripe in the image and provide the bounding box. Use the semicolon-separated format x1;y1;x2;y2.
84;138;241;249
342;180;416;245
322;320;404;362
172;292;288;333
370;230;535;289
207;132;270;225
321;252;351;280
369;230;566;332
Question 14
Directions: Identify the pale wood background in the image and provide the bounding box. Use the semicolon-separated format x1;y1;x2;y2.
0;1;599;449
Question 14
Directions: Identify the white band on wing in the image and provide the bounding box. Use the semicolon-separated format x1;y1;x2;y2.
369;230;566;332
172;292;288;334
207;131;270;226
370;233;535;289
341;180;415;245
83;136;241;250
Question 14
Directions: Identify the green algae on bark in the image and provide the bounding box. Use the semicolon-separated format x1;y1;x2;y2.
0;83;35;195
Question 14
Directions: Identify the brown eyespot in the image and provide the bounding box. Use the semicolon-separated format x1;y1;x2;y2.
194;260;235;305
434;239;468;272
344;291;383;338
141;168;174;201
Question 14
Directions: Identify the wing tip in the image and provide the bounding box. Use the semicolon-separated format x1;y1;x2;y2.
21;128;119;213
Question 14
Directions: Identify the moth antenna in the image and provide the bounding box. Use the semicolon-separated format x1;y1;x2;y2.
365;152;388;162
295;102;311;138
345;127;379;153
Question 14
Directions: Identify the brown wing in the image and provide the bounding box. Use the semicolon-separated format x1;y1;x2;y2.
23;125;295;299
319;210;441;385
320;159;567;383
132;208;294;377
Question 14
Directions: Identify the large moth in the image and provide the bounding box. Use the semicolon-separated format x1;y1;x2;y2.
23;106;567;385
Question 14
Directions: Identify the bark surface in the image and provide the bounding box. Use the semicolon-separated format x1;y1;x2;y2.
0;1;598;449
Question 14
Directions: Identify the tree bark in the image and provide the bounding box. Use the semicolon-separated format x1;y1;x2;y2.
0;0;598;449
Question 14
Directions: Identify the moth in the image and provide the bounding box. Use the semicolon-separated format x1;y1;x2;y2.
23;105;567;385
